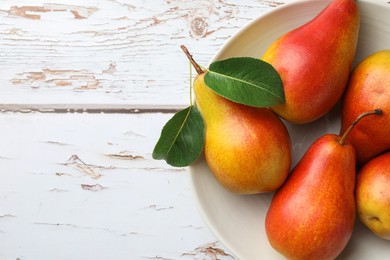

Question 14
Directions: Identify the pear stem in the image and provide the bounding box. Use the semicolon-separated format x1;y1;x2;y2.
339;109;383;145
181;45;204;75
189;60;193;106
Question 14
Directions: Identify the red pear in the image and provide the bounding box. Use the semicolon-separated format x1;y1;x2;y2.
262;0;360;124
265;110;382;259
341;50;390;165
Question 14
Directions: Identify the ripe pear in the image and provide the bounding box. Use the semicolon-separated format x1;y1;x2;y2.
265;110;382;259
262;0;360;124
341;50;390;165
193;73;291;194
356;151;390;240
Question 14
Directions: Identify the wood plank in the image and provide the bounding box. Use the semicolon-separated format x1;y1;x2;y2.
0;0;285;107
0;112;233;259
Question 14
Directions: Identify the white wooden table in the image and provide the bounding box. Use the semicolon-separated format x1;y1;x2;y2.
0;1;290;259
3;1;388;259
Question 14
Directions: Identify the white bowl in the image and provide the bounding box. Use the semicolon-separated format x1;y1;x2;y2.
189;0;390;259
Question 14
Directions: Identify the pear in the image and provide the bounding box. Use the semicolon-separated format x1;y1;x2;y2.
182;47;292;194
262;0;360;124
341;50;390;165
356;151;390;240
265;110;382;259
193;74;291;193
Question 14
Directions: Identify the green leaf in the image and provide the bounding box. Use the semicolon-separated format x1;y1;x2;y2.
204;57;284;107
152;105;204;167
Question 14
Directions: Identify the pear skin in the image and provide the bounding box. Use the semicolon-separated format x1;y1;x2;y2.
356;151;390;240
262;0;360;124
265;134;356;260
341;50;390;165
194;74;291;194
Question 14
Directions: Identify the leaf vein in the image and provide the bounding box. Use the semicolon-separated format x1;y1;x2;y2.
207;70;283;101
165;106;192;158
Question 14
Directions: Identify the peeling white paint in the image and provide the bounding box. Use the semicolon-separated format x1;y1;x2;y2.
0;0;306;259
0;113;234;259
0;0;287;107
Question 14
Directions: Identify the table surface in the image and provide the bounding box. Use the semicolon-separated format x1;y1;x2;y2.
1;0;387;259
0;1;289;259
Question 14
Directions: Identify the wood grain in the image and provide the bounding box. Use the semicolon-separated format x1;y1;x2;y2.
1;2;285;258
0;112;234;259
0;0;285;108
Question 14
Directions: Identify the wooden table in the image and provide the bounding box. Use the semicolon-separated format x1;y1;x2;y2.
2;0;387;259
0;1;289;259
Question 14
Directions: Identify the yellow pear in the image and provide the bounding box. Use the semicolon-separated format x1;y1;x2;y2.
356;151;390;240
194;73;291;194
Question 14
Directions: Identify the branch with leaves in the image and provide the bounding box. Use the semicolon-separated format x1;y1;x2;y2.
153;46;284;167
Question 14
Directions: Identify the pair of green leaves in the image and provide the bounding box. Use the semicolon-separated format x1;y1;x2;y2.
153;54;284;167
